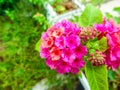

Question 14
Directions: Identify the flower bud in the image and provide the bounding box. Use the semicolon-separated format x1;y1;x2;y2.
79;27;100;42
89;51;106;66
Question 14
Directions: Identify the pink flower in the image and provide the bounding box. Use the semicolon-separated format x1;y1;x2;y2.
47;26;55;36
72;23;81;35
106;48;120;70
52;27;64;38
106;56;120;70
47;26;64;38
110;47;120;60
41;32;48;39
50;46;61;61
40;48;50;58
73;45;87;58
41;36;54;48
66;35;80;49
61;20;73;35
71;58;85;68
56;61;71;74
106;47;120;70
60;20;81;35
94;18;118;34
46;58;60;69
70;58;85;74
55;36;66;49
105;21;120;70
93;18;120;69
61;48;76;63
114;31;120;47
71;68;79;74
94;24;105;32
106;34;116;48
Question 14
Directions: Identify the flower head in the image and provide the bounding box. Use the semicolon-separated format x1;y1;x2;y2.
40;20;87;74
105;19;120;70
105;48;120;70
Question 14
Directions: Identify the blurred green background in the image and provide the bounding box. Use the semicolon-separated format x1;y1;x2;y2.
0;0;78;90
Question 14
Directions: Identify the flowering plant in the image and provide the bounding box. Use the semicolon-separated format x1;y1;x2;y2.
36;4;120;90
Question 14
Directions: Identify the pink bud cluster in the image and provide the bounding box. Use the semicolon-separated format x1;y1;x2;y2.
89;51;106;66
40;20;87;74
79;27;99;42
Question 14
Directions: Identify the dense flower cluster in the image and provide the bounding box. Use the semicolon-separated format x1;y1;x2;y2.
94;19;120;70
40;19;120;74
40;20;87;74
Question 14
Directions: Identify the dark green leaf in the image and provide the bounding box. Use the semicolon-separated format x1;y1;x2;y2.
108;70;115;81
15;68;24;77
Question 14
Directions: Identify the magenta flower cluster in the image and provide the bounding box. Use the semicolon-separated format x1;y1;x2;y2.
40;20;87;74
40;19;120;74
94;18;120;70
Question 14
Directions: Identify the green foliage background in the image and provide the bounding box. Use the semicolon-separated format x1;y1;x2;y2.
0;0;78;90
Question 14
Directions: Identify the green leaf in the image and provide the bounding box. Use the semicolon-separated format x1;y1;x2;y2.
86;39;99;50
89;49;96;54
35;39;41;52
86;41;93;49
78;71;82;78
92;41;99;50
14;68;24;77
98;37;108;52
91;0;104;5
114;17;120;23
0;64;7;72
85;62;108;90
113;7;120;14
79;4;103;27
105;12;113;20
108;70;115;81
